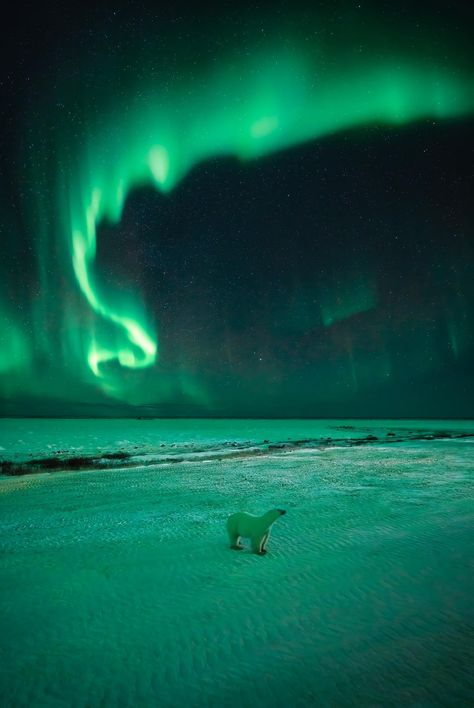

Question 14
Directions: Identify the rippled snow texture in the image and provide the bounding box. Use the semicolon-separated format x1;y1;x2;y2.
1;420;473;707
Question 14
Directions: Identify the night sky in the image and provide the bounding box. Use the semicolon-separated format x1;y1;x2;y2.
1;1;473;418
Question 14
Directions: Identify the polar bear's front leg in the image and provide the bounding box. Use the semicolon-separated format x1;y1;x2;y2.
251;533;268;555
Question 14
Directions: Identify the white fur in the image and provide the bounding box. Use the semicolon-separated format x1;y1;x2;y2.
226;508;285;554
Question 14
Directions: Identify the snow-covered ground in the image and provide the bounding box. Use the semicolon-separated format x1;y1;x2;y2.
0;420;473;706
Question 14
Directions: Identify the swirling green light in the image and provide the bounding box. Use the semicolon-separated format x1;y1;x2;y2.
6;16;474;406
71;187;156;381
71;53;473;391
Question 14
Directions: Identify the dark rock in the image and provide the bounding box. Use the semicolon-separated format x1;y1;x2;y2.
103;451;130;460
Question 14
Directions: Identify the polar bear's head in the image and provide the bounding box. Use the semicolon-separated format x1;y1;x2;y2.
262;508;287;526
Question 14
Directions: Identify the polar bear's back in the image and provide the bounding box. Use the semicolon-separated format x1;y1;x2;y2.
227;511;260;539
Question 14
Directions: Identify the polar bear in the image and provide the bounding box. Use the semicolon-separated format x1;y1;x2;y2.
226;508;286;555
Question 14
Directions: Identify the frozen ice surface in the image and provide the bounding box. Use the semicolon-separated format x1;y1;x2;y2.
0;419;473;706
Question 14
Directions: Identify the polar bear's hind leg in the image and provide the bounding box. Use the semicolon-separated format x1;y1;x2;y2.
228;532;244;550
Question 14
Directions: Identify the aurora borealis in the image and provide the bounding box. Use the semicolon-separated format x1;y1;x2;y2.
1;2;473;417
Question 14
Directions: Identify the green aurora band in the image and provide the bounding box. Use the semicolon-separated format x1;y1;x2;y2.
2;16;474;410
